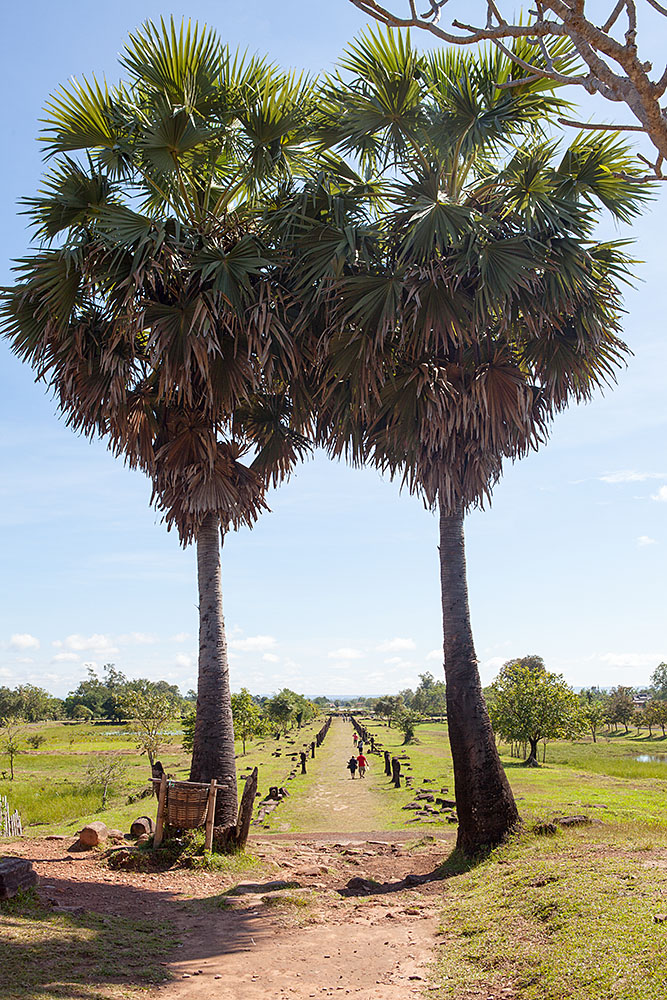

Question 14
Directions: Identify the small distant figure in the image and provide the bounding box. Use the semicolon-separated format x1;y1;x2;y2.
353;732;358;746
370;736;376;752
357;740;364;755
357;753;368;778
347;756;358;778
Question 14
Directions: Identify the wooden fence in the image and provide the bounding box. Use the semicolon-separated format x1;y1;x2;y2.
0;796;22;837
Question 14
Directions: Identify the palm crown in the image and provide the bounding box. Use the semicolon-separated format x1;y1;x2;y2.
3;18;317;542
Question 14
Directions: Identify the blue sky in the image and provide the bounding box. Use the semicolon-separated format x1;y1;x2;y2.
0;1;665;699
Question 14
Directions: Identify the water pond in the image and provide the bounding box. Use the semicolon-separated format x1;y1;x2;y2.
635;754;667;763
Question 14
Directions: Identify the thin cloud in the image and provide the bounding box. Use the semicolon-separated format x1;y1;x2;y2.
117;632;158;645
376;637;416;653
52;652;79;663
9;633;40;651
637;535;657;546
600;471;667;484
327;647;363;660
652;485;667;503
229;635;277;652
169;632;190;643
426;649;442;662
53;633;118;655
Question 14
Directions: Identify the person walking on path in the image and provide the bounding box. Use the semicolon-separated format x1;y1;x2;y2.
347;756;358;778
353;731;358;748
356;752;368;778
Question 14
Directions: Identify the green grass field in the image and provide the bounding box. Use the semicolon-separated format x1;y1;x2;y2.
0;717;328;836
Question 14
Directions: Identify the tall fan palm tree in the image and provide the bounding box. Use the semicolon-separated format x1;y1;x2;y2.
298;29;649;853
2;19;315;826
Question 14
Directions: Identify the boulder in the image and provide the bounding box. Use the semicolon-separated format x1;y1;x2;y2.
130;816;154;838
0;858;38;899
78;822;109;848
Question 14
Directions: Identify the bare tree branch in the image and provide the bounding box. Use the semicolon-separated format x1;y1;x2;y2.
349;1;667;161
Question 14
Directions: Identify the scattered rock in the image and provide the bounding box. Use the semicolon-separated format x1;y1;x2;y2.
534;822;558;836
654;913;667;923
44;835;68;841
343;877;381;895
0;858;38;900
136;833;151;845
554;815;592;827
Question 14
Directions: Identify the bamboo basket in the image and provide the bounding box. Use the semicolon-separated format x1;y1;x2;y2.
166;784;210;829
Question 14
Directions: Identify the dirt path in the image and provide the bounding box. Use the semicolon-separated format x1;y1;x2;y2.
274;718;391;834
3;720;454;1000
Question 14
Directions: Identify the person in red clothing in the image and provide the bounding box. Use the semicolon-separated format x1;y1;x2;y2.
356;752;368;778
353;731;358;747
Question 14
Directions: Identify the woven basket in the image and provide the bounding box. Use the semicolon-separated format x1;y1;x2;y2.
166;785;210;829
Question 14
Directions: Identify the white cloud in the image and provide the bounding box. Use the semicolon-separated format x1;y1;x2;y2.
637;535;657;546
117;632;158;645
327;647;363;660
169;632;190;643
53;633;118;655
426;649;442;662
262;653;280;663
229;635;278;652
376;637;416;653
52;652;80;663
9;633;40;651
383;656;403;665
652;485;667;503
175;653;194;668
597;652;663;669
600;471;667;484
15;657;35;664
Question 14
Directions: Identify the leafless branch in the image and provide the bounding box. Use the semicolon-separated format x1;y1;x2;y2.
349;1;667;162
558;116;647;130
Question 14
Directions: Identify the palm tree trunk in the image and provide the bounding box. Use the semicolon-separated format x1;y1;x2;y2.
189;511;238;827
438;497;519;854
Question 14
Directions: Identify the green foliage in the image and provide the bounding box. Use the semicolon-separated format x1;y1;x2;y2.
116;685;178;765
231;688;266;753
411;672;447;717
489;661;580;762
650;662;667;700
0;685;63;723
0;717;25;780
607;686;636;732
85;755;128;809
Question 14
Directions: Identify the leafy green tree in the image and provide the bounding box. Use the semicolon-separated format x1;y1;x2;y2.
607;686;635;733
650;663;667;700
489;661;580;765
117;685;178;766
581;701;607;743
2;19;315;827
231;688;265;753
395;708;422;744
266;690;297;735
411;672;447;717
0;717;25;781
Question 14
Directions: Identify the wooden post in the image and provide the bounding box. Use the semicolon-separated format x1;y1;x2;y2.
311;741;316;758
234;767;258;850
391;757;402;788
204;779;217;852
300;751;307;774
384;750;391;776
153;774;167;848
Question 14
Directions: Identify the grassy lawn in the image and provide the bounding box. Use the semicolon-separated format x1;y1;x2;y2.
0;889;175;1000
433;823;667;999
0;718;328;837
